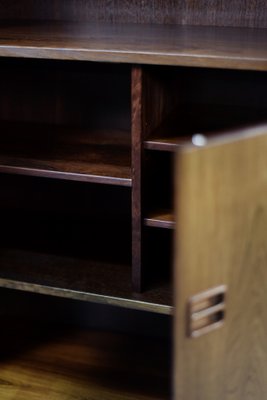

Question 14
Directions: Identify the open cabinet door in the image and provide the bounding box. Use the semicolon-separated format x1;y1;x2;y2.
174;124;267;400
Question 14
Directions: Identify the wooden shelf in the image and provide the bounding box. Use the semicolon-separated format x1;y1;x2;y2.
0;122;131;186
145;136;189;152
0;248;172;315
0;21;266;70
145;211;175;229
0;321;171;400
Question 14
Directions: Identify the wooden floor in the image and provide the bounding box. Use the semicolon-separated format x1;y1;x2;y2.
0;321;171;400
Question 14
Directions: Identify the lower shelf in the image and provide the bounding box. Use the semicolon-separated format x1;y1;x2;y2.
0;321;171;400
0;248;172;315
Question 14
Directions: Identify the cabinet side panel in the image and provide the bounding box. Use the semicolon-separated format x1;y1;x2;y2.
174;127;267;399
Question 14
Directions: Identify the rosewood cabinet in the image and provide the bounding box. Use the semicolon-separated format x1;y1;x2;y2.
0;2;266;399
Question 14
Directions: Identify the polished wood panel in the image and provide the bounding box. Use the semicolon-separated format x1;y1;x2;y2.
145;211;175;229
0;321;171;400
174;123;267;399
0;0;266;28
0;122;131;186
0;22;266;70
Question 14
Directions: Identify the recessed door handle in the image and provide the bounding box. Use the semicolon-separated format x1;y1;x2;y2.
187;285;227;338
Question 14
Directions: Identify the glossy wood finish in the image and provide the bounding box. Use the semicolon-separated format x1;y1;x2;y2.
174;124;267;399
0;122;131;186
145;211;175;229
0;22;266;70
0;0;266;28
0;321;171;400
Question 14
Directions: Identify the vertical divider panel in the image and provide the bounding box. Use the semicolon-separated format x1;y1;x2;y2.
131;64;177;292
131;65;144;292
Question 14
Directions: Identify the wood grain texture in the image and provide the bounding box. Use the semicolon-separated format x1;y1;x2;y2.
0;122;131;186
131;66;144;292
0;0;266;28
0;22;266;70
174;123;267;399
0;322;171;399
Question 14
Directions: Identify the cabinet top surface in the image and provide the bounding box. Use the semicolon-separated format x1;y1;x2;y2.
0;21;266;70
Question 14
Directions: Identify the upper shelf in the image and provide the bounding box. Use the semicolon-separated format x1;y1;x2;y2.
0;21;266;70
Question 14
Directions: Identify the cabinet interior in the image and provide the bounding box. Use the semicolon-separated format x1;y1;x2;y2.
0;59;266;313
0;58;132;186
0;2;266;399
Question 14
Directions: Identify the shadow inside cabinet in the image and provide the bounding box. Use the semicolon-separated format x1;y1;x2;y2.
0;290;172;400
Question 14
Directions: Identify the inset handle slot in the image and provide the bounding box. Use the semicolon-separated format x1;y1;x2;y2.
188;285;227;338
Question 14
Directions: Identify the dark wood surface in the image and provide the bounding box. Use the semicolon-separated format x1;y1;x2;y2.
0;57;131;132
131;66;144;292
145;211;175;230
0;0;266;28
0;320;171;399
0;122;131;186
0;248;172;314
131;65;177;291
0;21;266;70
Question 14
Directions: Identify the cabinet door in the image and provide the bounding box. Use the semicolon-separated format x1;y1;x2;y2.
174;125;267;400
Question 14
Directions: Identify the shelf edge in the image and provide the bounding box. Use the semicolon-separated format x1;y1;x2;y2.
0;46;267;71
145;218;175;229
0;278;173;315
0;165;132;187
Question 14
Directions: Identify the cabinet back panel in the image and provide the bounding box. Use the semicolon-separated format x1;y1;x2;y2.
144;67;267;142
0;1;266;28
0;58;131;131
147;67;267;110
0;174;131;217
0;175;132;262
144;152;174;212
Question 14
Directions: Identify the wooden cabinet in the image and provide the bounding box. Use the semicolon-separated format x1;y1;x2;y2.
0;2;266;399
